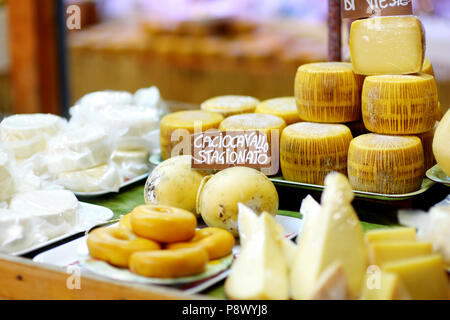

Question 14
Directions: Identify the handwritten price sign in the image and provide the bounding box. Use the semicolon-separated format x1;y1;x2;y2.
342;0;413;19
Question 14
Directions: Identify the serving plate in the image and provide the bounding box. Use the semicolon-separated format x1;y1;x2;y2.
33;213;302;293
150;153;435;201
74;173;149;198
426;164;450;187
10;202;113;256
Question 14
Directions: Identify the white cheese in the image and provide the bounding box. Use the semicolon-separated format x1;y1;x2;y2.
57;164;121;193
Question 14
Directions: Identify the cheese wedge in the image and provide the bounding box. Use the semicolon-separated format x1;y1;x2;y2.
382;255;448;300
368;241;432;266
365;228;417;244
350;16;425;75
225;212;290;300
361;271;411;300
201;95;260;117
290;172;367;300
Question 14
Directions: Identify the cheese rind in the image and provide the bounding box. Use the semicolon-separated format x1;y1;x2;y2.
160;110;224;160
348;134;425;194
201;95;260;117
382;255;448;300
255;97;301;125
350;16;425;75
280;122;353;185
362;74;438;135
295;62;364;123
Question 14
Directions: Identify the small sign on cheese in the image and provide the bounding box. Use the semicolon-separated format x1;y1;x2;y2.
342;0;413;19
191;130;279;176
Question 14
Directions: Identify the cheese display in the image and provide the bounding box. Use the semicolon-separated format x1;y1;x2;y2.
361;271;410;300
349;16;425;75
111;149;150;180
0;190;79;253
57;164;122;193
348;134;425;194
0;114;66;159
361;74;438;135
382;255;448;300
144;155;210;215
255;97;301;125
421;58;435;76
45;127;112;175
291;172;367;300
433;110;450;176
160;110;224;160
225;208;290;300
280;122;353;185
294;62;364;123
196;167;279;236
201;95;260;117
218;113;286;148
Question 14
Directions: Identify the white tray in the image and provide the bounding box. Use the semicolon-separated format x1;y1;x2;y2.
10;202;113;256
33;214;302;294
74;173;149;197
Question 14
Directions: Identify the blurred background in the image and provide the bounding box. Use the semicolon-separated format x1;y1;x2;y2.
0;0;449;116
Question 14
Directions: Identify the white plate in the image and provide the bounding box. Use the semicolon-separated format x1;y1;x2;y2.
74;173;149;197
11;202;113;256
33;214;302;293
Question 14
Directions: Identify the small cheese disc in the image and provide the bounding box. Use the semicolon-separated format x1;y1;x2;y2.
160;110;224;160
350;16;425;75
348;134;425;194
362;74;438;135
255;97;301;125
295;62;364;123
201;95;260;117
280;122;353;185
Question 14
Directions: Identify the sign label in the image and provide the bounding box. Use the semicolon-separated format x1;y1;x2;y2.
342;0;413;19
191;130;279;176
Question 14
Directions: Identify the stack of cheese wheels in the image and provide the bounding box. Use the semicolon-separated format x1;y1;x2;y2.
347;15;439;194
255;97;301;125
47;127;121;193
348;134;424;194
295;62;364;123
219;113;286;151
280;123;353;185
0;114;65;160
201;95;260;118
160;110;224;160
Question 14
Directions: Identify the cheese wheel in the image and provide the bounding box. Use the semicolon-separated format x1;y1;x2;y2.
362;74;438;135
294;62;364;123
201;95;260;117
219;113;286;149
350;16;425;75
421;58;434;76
348;134;424;194
57;164;122;193
46;127;112;174
0;114;65;159
280;122;353;185
255;97;301;125
160;110;224;160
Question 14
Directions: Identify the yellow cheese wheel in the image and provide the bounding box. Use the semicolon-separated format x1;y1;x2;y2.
280;122;353;185
348;134;425;194
201;95;260;117
294;62;364;123
160;110;224;160
219;113;286;148
255;97;301;125
421;58;435;76
362;74;438;135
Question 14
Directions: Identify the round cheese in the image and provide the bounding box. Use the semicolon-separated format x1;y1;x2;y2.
77;90;133;108
348;134;424;194
111;149;150;179
280;122;353;185
255;97;301;125
201;95;260;117
294;62;364;123
362;74;438;135
160;110;224;160
433;110;450;176
57;164;122;193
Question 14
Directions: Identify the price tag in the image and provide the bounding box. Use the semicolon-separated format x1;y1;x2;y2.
342;0;413;19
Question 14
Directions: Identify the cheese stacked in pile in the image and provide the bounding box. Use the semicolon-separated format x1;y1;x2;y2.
346;15;440;194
